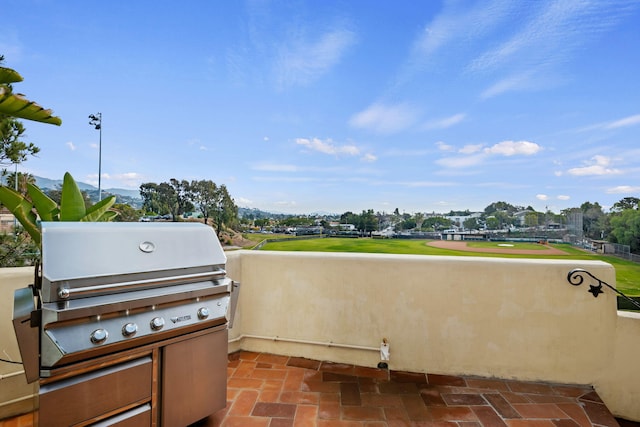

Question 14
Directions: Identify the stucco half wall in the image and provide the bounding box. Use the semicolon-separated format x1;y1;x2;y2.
226;251;639;422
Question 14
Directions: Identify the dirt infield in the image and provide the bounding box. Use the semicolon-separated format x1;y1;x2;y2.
427;240;569;255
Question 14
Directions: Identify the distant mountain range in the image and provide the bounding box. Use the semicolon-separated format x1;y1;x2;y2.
34;176;141;199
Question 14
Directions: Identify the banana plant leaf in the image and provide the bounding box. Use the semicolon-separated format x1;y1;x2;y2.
0;186;41;245
0;87;62;126
0;66;23;84
82;195;116;222
27;183;59;221
59;172;87;221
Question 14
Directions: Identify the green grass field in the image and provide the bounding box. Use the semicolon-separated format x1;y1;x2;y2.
256;237;640;296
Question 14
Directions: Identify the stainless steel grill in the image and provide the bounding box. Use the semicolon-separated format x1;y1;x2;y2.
13;222;239;426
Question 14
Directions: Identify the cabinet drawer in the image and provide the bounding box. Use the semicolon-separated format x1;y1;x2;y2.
39;357;152;427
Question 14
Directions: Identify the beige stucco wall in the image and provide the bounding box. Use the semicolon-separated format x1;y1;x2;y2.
226;250;638;421
597;311;640;420
0;267;38;420
1;252;638;421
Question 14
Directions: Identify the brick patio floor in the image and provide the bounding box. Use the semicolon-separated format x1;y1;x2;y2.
2;350;638;426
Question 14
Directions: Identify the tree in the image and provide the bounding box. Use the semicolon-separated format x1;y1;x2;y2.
463;217;479;230
609;209;640;253
210;184;238;237
140;182;176;216
189;179;218;225
0;56;61;125
580;201;605;239
611;197;640;213
169;178;194;220
112;203;143;222
0;117;40;166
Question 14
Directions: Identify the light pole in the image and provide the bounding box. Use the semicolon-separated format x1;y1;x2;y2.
88;113;102;201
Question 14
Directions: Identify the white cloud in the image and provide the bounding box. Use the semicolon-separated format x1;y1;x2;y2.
536;194;549;201
423;113;466;130
436;141;454;151
253;163;300;172
436;154;485;168
459;144;484;155
236;197;253;206
66;142;76;151
606;185;640;194
480;71;534;99
295;138;360;156
361;153;377;162
484;140;541;156
110;172;144;187
276;28;357;88
567;155;622;176
605;114;640;129
557;195;570;200
349;103;419;134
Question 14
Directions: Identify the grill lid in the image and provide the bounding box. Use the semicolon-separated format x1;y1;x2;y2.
39;222;227;302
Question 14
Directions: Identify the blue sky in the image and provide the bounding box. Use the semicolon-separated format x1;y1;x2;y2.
3;0;639;214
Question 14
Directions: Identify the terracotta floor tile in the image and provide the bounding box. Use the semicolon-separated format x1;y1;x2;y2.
391;370;429;383
228;377;264;389
471;406;508;427
441;393;487;406
301;379;341;393
556;402;593;427
221;415;269;427
579;390;604;404
512;403;569;419
420;386;447;406
581;400;620;426
318;400;341;420
252;368;289;381
379;381;420;394
228;389;259;416
342;405;385;421
427;373;467;387
279;391;320;405
269;418;294;427
317;420;362;427
2;351;626;427
507;381;554;395
354;365;389;380
283;369;306;391
401;394;432;421
506;420;556;427
239;351;261;361
525;393;575;404
251;402;297;418
320;361;356;375
552;420;581;427
465;378;510;392
287;357;321;370
383;406;411;422
361;392;404;408
429;406;478;422
552;385;593;398
293;404;318;427
257;353;290;366
341;382;362;406
483;393;521;419
259;389;281;402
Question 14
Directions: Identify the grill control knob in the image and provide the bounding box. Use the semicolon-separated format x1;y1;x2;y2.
122;322;138;337
150;317;165;331
197;307;210;320
90;329;108;344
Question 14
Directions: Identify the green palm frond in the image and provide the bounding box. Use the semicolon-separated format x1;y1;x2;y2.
0;86;62;126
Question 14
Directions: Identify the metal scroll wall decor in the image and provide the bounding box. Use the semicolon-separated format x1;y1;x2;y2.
567;268;640;310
